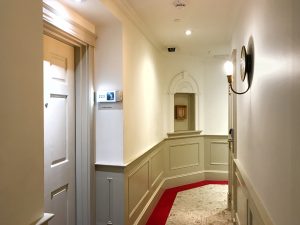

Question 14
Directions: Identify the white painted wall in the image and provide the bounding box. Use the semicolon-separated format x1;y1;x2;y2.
95;18;124;165
232;0;300;224
0;1;44;225
203;59;228;135
96;1;229;165
95;1;165;164
122;23;165;163
163;55;205;133
163;55;228;135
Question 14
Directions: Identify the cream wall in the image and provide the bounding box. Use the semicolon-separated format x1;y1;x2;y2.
123;24;165;163
232;0;300;224
163;55;205;133
163;55;228;135
95;18;124;165
291;2;300;224
96;1;228;165
0;1;44;225
203;59;228;135
96;0;166;164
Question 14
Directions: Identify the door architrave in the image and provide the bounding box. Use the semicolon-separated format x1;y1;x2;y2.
228;49;238;215
43;20;95;225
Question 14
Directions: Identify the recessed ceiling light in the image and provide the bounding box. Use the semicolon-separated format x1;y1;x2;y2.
185;30;192;36
72;0;86;3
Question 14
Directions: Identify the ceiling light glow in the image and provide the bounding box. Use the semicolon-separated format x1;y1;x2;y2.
185;30;192;36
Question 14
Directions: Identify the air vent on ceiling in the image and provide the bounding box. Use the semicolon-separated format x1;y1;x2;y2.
168;47;176;52
173;0;186;9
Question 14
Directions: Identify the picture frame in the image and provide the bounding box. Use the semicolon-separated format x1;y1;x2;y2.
175;105;187;120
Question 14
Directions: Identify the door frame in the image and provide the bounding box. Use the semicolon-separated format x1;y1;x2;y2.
43;11;96;225
228;49;238;217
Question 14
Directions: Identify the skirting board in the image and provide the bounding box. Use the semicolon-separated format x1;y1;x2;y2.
205;170;228;181
133;179;165;225
34;213;54;225
164;170;227;190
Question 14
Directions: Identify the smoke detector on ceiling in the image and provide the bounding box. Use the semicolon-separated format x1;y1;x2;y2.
173;0;187;9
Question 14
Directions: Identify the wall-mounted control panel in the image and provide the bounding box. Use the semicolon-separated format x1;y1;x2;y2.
96;90;122;103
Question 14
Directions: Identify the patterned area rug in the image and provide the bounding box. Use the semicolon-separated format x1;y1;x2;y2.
165;184;233;225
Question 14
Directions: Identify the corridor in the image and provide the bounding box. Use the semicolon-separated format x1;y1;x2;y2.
1;0;300;225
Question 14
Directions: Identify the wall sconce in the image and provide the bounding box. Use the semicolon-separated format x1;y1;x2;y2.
224;39;254;95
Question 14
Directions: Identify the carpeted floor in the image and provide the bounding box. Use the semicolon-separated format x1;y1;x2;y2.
165;184;233;225
146;181;231;225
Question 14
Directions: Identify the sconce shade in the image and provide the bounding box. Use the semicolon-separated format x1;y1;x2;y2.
224;61;233;76
224;37;254;95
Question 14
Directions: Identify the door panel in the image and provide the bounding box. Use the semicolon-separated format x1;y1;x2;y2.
44;35;75;225
49;95;67;165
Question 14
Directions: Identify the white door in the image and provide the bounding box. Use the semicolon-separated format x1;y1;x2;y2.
43;35;76;225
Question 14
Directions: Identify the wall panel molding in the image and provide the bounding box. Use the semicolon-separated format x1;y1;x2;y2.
128;161;150;219
150;149;164;188
96;135;228;225
209;141;228;165
233;159;274;225
204;137;228;171
169;143;200;170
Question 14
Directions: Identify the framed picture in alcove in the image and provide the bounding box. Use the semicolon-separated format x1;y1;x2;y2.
175;105;187;120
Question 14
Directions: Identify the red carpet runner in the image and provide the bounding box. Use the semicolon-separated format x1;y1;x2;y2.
146;180;228;225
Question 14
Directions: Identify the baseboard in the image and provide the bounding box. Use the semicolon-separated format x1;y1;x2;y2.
34;213;54;225
204;170;228;180
164;170;227;189
163;171;206;189
134;179;165;225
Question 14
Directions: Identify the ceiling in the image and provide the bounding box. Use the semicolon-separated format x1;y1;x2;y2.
59;0;242;57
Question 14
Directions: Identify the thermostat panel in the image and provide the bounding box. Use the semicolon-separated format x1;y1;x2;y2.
96;90;122;103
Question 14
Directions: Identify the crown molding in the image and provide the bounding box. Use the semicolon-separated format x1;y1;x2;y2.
112;0;163;53
43;1;97;46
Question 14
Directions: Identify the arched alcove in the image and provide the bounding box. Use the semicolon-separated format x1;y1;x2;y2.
168;71;201;133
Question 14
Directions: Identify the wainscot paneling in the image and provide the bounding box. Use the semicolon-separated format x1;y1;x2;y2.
128;161;150;218
236;171;248;225
150;148;164;188
204;135;228;171
233;159;274;225
95;134;229;225
164;136;205;180
169;143;200;170
210;141;228;165
124;142;165;225
95;167;125;225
